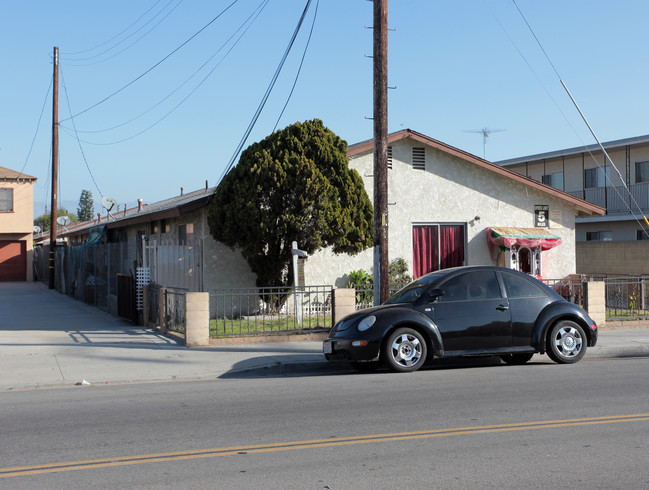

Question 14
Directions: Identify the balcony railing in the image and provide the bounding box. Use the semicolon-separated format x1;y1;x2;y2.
568;182;649;214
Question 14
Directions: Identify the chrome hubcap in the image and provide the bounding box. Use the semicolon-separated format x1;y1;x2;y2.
391;334;423;367
554;326;583;358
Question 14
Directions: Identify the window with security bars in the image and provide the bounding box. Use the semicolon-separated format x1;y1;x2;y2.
412;147;425;170
387;146;392;169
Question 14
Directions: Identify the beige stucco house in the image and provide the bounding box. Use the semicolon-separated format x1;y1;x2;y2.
305;129;604;287
0;166;37;281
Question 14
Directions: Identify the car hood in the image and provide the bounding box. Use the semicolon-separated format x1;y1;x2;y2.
339;303;413;323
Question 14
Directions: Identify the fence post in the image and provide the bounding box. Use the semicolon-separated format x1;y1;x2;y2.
185;292;210;347
160;288;168;333
333;288;356;325
585;281;606;328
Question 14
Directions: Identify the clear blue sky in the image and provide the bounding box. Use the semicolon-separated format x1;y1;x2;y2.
2;1;649;217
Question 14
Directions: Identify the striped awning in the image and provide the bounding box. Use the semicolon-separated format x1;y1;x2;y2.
487;227;562;251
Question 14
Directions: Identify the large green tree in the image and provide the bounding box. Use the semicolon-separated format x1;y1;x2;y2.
208;119;373;287
77;189;94;222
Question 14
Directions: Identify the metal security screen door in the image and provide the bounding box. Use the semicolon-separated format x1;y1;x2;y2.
412;224;465;278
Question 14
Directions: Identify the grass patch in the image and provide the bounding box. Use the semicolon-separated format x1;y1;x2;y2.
210;315;332;337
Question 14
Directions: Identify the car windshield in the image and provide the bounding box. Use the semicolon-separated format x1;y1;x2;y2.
384;272;446;305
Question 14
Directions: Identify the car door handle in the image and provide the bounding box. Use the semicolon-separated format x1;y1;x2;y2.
496;305;509;311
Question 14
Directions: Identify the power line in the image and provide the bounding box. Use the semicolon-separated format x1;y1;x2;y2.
62;0;184;66
273;0;320;133
218;0;315;185
17;76;52;180
510;0;649;237
59;0;270;140
64;0;165;56
60;66;104;199
60;0;240;123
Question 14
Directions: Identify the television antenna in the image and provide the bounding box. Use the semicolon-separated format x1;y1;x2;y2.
33;225;42;234
464;127;506;159
101;196;118;219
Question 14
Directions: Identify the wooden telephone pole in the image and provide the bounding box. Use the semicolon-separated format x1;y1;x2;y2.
49;46;59;289
373;0;389;305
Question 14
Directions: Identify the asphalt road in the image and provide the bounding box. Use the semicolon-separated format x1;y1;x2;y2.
2;355;649;489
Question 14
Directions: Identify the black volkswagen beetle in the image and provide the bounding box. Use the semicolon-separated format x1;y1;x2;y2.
323;266;598;373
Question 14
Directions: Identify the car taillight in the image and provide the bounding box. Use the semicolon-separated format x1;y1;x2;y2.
590;323;597;331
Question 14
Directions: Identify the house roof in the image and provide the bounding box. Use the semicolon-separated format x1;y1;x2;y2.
496;133;649;167
59;187;216;238
348;128;604;217
0;165;37;182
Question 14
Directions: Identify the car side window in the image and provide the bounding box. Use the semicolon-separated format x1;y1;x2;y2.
501;272;548;298
438;271;501;302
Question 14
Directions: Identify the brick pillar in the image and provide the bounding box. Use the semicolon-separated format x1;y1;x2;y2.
585;281;605;328
185;292;209;347
333;288;356;325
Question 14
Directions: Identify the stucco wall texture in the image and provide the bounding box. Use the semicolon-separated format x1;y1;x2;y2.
305;138;578;287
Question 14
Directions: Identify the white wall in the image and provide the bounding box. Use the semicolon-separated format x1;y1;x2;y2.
305;137;578;286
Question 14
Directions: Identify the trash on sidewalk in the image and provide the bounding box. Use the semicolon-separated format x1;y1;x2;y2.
75;379;91;386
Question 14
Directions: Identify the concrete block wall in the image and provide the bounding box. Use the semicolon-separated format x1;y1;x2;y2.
333;288;356;325
185;292;209;347
577;241;649;276
585;281;605;328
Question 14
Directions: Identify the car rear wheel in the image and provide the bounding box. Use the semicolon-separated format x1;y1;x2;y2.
384;328;427;373
500;353;534;365
547;320;586;364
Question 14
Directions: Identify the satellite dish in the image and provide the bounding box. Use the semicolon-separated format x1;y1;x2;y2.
101;196;118;213
57;216;71;226
33;225;41;233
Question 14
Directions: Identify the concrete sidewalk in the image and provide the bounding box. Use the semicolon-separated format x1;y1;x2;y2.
1;282;649;391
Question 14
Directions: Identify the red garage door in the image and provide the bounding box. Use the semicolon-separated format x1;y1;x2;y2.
0;241;27;281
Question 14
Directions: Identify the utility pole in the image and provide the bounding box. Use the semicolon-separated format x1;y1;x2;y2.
49;46;59;289
373;0;389;305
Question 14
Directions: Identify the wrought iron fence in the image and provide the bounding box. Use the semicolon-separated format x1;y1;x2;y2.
542;278;585;309
353;283;408;310
209;285;333;337
604;277;649;320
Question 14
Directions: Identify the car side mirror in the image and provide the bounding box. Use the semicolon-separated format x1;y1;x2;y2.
428;288;444;302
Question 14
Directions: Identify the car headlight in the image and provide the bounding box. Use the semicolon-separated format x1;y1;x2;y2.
357;315;376;332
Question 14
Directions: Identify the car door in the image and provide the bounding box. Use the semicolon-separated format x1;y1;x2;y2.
425;270;512;352
497;270;553;347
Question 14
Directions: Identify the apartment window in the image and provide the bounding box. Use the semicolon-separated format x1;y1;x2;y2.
637;230;649;240
412;147;426;170
584;167;609;188
387;146;393;169
586;231;612;241
0;188;13;212
635;161;649;183
542;172;564;190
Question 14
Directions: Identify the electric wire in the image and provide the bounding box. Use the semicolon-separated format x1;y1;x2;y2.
59;0;269;139
62;0;185;66
64;0;165;56
272;0;319;133
60;0;240;123
509;0;649;237
17;76;52;180
218;0;315;186
60;66;104;199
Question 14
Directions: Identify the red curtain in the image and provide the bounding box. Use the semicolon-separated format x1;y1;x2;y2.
412;225;438;279
440;225;464;270
413;225;464;279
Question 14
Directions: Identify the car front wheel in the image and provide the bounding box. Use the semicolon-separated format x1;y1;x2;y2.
547;320;586;364
384;328;427;373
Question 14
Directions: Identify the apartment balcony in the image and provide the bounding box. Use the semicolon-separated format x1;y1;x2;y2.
567;182;649;215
